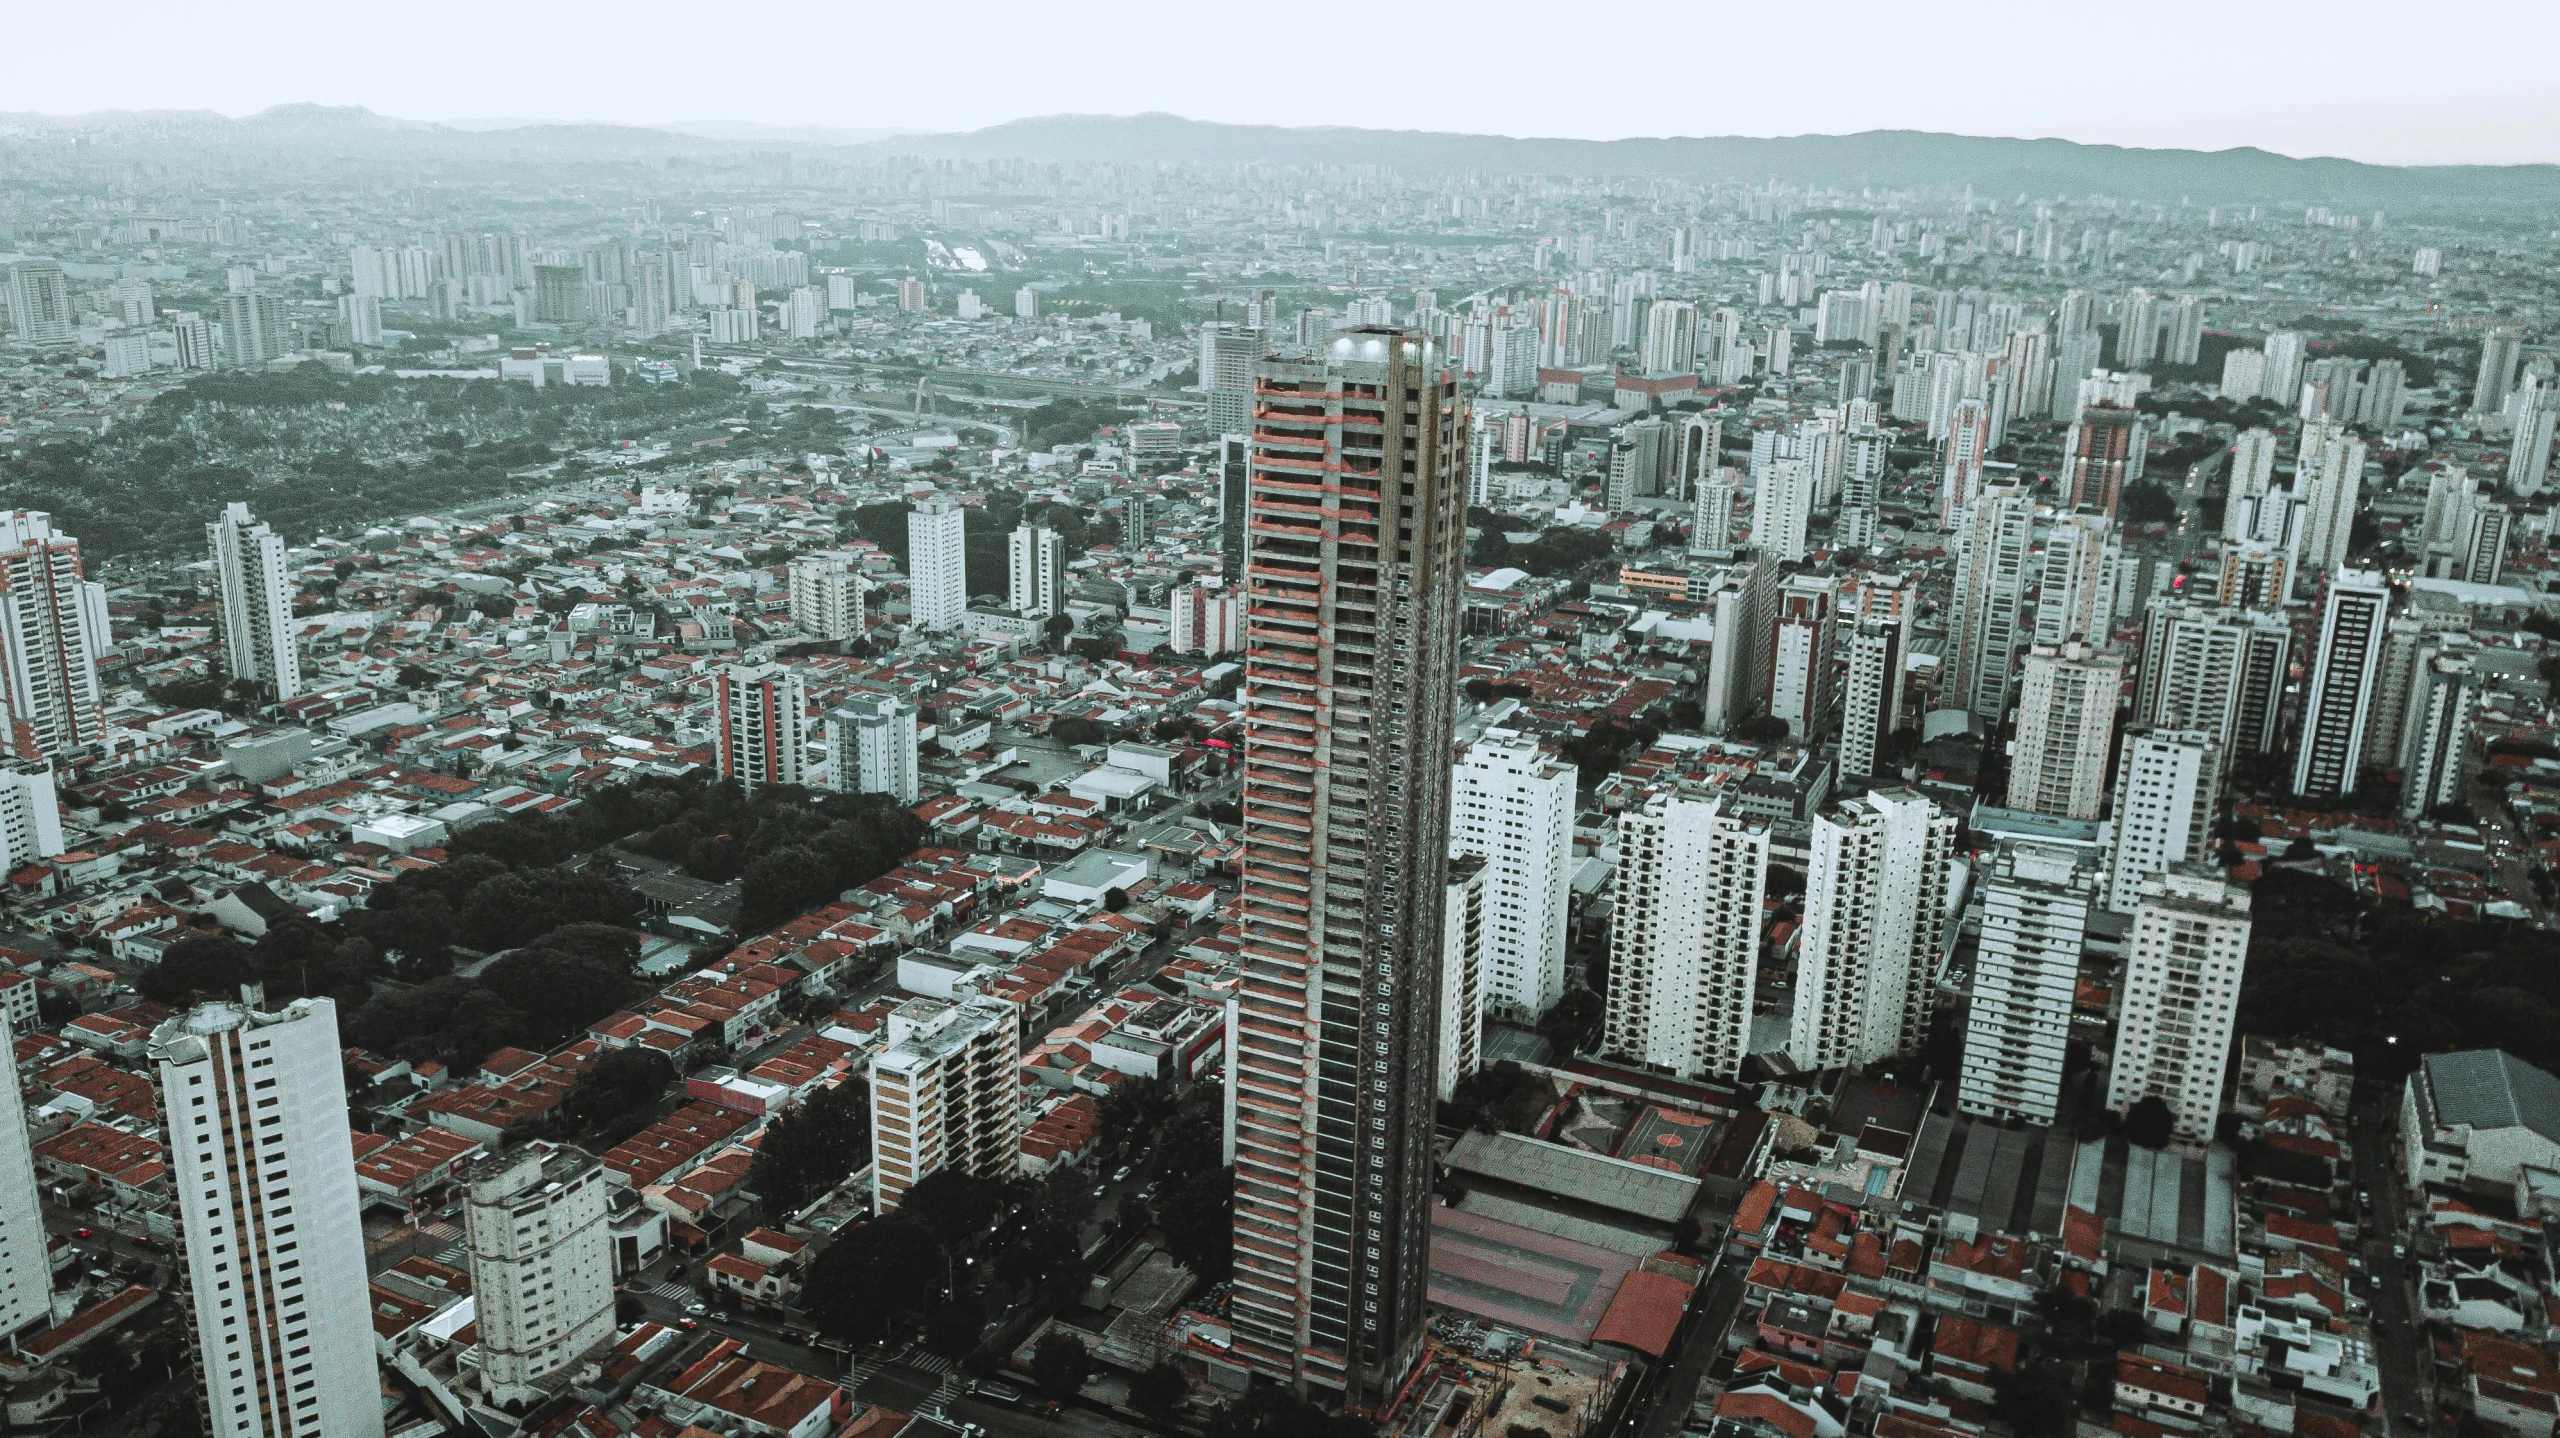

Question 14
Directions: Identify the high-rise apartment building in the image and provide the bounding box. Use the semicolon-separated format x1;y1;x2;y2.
2399;648;2479;821
1639;300;1699;375
2106;868;2253;1145
6;261;75;346
2292;569;2389;798
1840;605;1912;781
1958;844;2097;1124
152;999;383;1438
2369;606;2472;771
220;292;290;366
463;1143;615;1408
0;512;105;762
1219;435;1250;584
1790;789;1957;1070
905;497;968;631
1766;573;1837;738
2134;602;2289;760
715;663;806;793
1230;328;1465;1402
1838;427;1887;549
2507;375;2559;497
1008;525;1066;619
206;503;304;702
1199;323;1265;439
2009;644;2122;821
787;553;864;641
869;996;1021;1214
2261;330;2308;406
824;695;920;804
1603;795;1771;1080
2474;327;2524;416
1169;578;1243;656
2104;729;2222;914
2294;420;2367;583
2061;407;2145;516
1750;458;1815;562
1947;486;2035;725
1438;857;1486;1102
0;1009;50;1341
1448;729;1575;1022
2033;509;2113;646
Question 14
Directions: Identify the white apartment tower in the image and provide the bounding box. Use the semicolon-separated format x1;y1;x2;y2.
2105;729;2223;914
787;553;865;641
1008;524;1067;619
2106;868;2253;1146
824;694;921;804
151;999;383;1438
0;1009;51;1341
1790;789;1958;1070
463;1143;615;1408
0;512;105;762
0;766;65;879
2293;569;2390;798
1958;844;2097;1125
905;497;968;631
2136;603;2290;761
2009;644;2122;821
1947;486;2036;726
2033;510;2113;646
869;996;1021;1214
1750;458;1816;562
716;663;806;794
2399;649;2479;821
1438;856;1487;1102
1603;795;1772;1080
208;503;303;701
1448;729;1576;1021
2293;421;2367;588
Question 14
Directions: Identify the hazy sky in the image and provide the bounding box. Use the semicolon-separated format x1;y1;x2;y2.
12;0;2560;166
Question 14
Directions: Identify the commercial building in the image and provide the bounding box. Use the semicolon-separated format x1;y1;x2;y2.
1230;328;1465;1401
2105;868;2253;1146
1603;795;1771;1080
1959;844;2097;1125
152;999;383;1438
716;663;806;794
207;503;304;701
786;554;864;641
824;694;920;804
1790;789;1957;1071
1448;729;1576;1021
2401;1049;2560;1195
870;996;1021;1215
906;497;968;631
463;1143;616;1407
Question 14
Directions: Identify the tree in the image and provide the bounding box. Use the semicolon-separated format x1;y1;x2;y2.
1051;716;1109;748
1158;1167;1235;1281
803;1214;948;1341
2123;1095;2176;1149
140;935;255;1006
737;845;839;933
563;1048;675;1138
1129;1362;1189;1423
1030;1332;1092;1401
748;1081;871;1216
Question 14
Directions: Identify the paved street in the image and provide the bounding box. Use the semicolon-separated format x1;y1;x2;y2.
2350;1094;2433;1435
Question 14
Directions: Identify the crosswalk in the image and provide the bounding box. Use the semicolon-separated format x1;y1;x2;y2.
641;1279;695;1301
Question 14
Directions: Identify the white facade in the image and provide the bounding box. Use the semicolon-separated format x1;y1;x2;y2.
825;695;920;804
787;553;865;641
1448;729;1576;1021
1790;789;1958;1071
2293;420;2367;586
1438;856;1487;1102
1766;573;1836;738
0;765;64;878
208;503;301;701
906;498;968;631
0;1009;51;1341
1947;486;2035;725
1959;844;2097;1125
870;997;1021;1214
2009;644;2121;821
152;999;384;1438
1602;795;1771;1080
0;512;106;761
2106;868;2253;1146
1169;579;1243;656
2400;650;2479;821
464;1143;615;1407
2033;510;2113;646
1008;524;1066;619
2293;568;2389;798
1750;458;1815;562
2105;729;2222;915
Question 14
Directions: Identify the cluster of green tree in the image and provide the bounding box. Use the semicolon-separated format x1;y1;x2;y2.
356;850;641;959
1021;395;1139;452
607;778;927;932
337;923;648;1069
556;1047;680;1148
746;1079;871;1216
1463;678;1535;705
2117;481;2181;525
2234;868;2560;1081
1440;1060;1556;1134
801;1169;1089;1353
1561;716;1662;789
0;363;749;556
1199;1384;1379;1438
1471;522;1617;577
1097;1077;1233;1280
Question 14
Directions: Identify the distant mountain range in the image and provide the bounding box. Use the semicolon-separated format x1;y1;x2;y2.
3;105;2553;207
